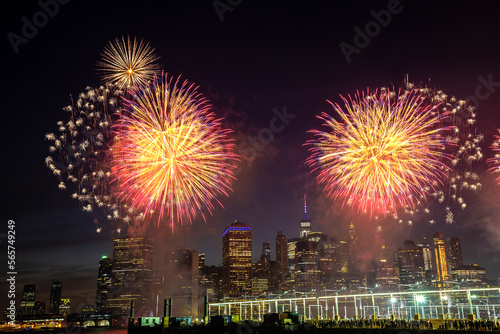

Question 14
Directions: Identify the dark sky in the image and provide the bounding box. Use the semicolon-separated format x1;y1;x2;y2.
2;0;500;313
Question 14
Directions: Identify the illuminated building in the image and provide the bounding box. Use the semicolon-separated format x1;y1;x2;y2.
300;220;312;238
34;300;46;315
262;242;271;262
446;236;463;272
319;236;339;287
287;237;300;273
20;284;36;316
397;240;425;285
295;239;321;289
433;232;449;284
199;253;206;270
275;231;288;284
96;256;112;311
338;240;349;273
59;299;70;316
375;245;400;292
376;261;400;292
200;265;223;302
254;252;271;279
108;236;153;322
165;247;199;317
253;244;273;293
451;263;489;288
20;314;65;328
49;281;62;314
222;220;252;298
348;222;359;272
252;278;269;294
418;236;433;272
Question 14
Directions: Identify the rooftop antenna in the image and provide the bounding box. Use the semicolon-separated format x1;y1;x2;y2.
304;194;307;220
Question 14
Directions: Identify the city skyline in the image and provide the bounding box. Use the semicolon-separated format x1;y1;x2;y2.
5;210;497;316
3;0;500;317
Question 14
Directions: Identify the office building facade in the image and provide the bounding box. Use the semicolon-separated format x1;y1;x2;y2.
222;221;252;297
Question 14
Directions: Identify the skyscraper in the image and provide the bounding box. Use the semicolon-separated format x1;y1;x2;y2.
397;240;425;285
418;236;433;272
376;260;400;292
199;265;223;302
34;300;46;315
108;236;153;322
287;237;301;273
199;253;206;270
451;263;488;288
348;222;359;272
252;256;270;294
222;220;252;297
165;247;199;317
295;239;321;289
261;242;271;262
433;232;449;284
49;281;62;314
338;239;350;273
96;256;113;310
20;284;36;316
276;231;288;284
446;236;463;272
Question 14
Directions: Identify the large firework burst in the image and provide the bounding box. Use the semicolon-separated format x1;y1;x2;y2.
45;84;142;227
306;89;452;215
112;74;239;229
97;36;161;90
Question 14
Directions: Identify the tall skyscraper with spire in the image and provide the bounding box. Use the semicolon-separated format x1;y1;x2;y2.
300;194;312;238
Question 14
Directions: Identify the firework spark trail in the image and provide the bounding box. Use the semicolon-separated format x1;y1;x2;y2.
97;36;161;90
306;89;453;215
112;74;239;230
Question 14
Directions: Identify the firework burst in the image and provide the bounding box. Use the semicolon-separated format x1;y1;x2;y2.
112;74;238;229
97;36;161;90
401;82;483;225
488;132;500;183
45;84;142;226
306;89;452;215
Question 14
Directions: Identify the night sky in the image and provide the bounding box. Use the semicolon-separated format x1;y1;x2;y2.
2;0;500;313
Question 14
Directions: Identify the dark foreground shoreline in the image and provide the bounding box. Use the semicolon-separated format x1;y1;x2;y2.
2;326;500;334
